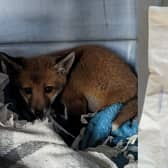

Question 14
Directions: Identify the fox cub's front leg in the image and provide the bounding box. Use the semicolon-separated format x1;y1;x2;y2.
62;87;88;135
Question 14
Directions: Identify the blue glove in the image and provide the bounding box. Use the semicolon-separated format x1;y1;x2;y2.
79;103;123;150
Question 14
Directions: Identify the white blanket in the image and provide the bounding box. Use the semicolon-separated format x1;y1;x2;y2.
0;119;118;168
139;7;168;168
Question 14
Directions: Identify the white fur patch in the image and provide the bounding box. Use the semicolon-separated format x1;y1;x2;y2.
51;89;63;104
112;123;119;131
86;95;101;112
51;92;59;104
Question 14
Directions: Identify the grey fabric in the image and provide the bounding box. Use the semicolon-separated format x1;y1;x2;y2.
161;0;168;5
0;41;136;67
0;0;136;43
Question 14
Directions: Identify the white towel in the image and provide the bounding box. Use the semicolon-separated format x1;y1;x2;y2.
139;7;168;168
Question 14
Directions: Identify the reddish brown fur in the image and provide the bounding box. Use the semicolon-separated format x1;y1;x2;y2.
60;46;137;130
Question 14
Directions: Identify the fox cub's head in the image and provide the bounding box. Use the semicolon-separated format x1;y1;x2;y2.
0;52;75;119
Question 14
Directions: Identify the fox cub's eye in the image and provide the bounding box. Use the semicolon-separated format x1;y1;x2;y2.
23;87;32;95
44;86;53;93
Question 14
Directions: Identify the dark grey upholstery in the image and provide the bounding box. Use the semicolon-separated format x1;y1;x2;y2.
0;0;136;43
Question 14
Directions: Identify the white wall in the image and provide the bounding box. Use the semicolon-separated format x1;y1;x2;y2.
137;0;162;115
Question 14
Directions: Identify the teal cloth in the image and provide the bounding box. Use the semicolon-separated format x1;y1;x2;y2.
79;103;138;150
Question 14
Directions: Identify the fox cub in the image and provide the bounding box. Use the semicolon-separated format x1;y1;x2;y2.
0;45;137;133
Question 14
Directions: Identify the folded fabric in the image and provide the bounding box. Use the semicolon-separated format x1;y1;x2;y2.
0;116;118;168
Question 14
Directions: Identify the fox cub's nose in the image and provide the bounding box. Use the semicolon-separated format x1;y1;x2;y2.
32;104;46;119
35;109;44;119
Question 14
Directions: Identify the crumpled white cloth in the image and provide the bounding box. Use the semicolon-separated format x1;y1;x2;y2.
139;7;168;168
0;118;119;168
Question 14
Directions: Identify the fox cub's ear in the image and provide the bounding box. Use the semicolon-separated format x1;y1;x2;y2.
54;52;75;75
0;52;24;73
